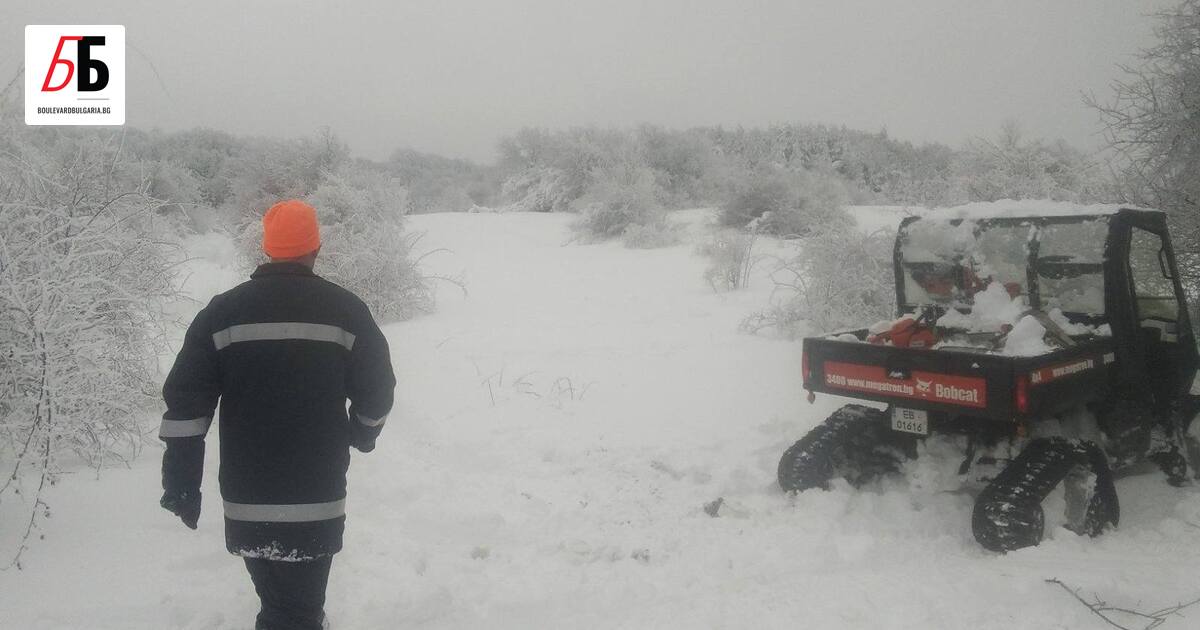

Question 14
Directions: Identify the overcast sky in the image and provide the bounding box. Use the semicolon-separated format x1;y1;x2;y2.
2;0;1173;163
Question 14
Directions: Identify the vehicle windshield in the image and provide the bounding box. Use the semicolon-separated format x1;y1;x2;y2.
897;216;1109;317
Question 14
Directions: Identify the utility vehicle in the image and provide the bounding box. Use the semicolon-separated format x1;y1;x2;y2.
779;206;1200;551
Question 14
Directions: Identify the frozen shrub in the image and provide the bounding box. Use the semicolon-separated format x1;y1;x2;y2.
487;122;1112;219
699;228;757;291
720;172;790;229
307;170;434;321
954;122;1101;204
637;125;725;207
500;166;576;213
388;148;497;213
621;221;683;249
223;130;350;219
234;166;434;322
569;166;668;243
743;226;895;336
0;125;182;563
146;160;205;222
719;170;850;236
497;127;644;212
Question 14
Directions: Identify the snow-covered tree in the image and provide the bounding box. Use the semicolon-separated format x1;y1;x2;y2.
636;125;725;207
500;165;576;213
0;117;182;564
955;121;1103;203
569;164;667;241
1087;0;1200;319
719;169;850;237
744;226;895;336
387;148;496;213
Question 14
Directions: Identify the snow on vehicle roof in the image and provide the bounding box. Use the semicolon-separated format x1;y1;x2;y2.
916;199;1158;222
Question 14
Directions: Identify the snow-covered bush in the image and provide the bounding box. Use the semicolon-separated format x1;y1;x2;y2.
881;175;968;209
307;169;434;321
146;160;205;220
143;127;241;208
637;125;726;207
719;170;850;236
223;130;349;220
388;148;497;213
489;123;1116;217
569;165;670;244
234;165;435;322
955;122;1104;204
621;221;682;249
699;228;757;291
498;127;637;213
500;166;576;213
743;226;895;336
0;124;182;563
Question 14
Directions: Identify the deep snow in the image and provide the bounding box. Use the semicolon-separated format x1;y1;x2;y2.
4;209;1200;629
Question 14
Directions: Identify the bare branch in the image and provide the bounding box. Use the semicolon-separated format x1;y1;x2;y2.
1047;578;1200;630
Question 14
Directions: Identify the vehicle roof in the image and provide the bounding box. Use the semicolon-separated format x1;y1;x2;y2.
911;200;1161;223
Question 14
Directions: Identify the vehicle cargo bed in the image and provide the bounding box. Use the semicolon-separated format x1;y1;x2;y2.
802;332;1117;421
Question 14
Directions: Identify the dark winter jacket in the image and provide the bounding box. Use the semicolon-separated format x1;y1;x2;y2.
160;262;395;560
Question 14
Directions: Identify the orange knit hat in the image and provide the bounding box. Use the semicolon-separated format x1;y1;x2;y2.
262;199;320;258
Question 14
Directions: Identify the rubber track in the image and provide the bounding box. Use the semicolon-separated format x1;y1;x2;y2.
777;404;910;493
972;437;1118;552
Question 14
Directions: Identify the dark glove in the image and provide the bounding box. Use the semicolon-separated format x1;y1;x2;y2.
160;489;201;530
352;439;376;453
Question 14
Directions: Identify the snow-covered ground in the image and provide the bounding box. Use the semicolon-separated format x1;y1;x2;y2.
5;209;1200;629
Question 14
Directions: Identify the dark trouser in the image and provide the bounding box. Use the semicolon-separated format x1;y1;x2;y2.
243;556;332;630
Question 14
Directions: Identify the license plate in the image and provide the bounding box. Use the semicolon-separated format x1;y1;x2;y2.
891;407;928;435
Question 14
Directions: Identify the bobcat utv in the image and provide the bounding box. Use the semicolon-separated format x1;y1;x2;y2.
779;206;1200;552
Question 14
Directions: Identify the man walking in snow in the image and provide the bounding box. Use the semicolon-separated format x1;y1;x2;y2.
158;199;396;629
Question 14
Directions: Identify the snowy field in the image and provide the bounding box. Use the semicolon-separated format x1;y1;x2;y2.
5;209;1200;629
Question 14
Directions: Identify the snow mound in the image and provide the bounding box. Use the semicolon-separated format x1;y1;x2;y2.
934;283;1109;355
1001;315;1053;356
936;283;1024;332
